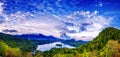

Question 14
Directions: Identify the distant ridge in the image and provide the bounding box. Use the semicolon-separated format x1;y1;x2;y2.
77;27;120;53
15;34;60;41
43;27;120;57
0;33;36;52
15;33;88;47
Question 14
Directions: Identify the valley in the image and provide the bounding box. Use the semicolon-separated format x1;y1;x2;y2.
0;27;120;57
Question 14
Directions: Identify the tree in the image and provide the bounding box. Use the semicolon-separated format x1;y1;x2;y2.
34;50;43;57
8;48;22;57
0;41;9;56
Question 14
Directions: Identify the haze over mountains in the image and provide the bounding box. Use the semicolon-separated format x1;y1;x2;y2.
42;27;120;57
0;0;120;41
0;0;120;57
15;33;88;47
0;27;120;57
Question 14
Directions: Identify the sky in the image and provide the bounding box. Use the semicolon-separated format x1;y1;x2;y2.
0;0;120;41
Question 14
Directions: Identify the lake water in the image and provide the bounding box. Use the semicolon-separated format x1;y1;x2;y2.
36;42;75;51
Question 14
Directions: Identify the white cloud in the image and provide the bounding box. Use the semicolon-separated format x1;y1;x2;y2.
62;11;112;41
0;11;112;41
0;2;4;14
0;12;63;38
98;2;103;7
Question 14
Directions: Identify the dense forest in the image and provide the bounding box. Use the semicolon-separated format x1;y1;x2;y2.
0;27;120;57
42;27;120;57
15;34;88;47
0;33;36;57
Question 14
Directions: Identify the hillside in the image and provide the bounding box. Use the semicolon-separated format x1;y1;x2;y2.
15;34;88;47
41;27;120;57
0;27;120;57
77;27;120;53
48;40;120;57
0;33;36;52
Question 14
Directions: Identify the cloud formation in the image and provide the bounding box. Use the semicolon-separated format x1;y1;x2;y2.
0;2;3;14
0;1;114;41
59;11;112;40
0;10;112;41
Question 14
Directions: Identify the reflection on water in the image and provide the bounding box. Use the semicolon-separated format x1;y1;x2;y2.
36;42;75;51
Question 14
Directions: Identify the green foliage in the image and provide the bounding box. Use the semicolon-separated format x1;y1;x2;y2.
43;48;77;57
41;27;120;57
0;41;22;57
0;41;9;56
53;54;74;57
8;47;22;57
77;27;120;53
0;33;36;57
98;40;120;57
22;52;33;57
34;50;43;57
0;33;36;52
0;27;120;57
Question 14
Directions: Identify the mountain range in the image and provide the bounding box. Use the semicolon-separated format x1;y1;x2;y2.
43;27;120;57
0;27;120;57
15;34;88;47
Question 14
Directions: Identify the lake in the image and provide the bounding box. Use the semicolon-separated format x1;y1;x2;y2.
36;42;76;51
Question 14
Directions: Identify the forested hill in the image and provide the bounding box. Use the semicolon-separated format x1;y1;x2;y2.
0;33;36;52
77;27;120;53
0;27;120;57
42;27;120;57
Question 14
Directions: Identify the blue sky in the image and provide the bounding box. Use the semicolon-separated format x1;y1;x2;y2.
0;0;120;41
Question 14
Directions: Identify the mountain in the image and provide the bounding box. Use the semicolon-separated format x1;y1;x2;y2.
0;27;120;57
77;27;120;53
15;34;88;47
15;34;60;41
42;27;120;57
0;33;36;52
